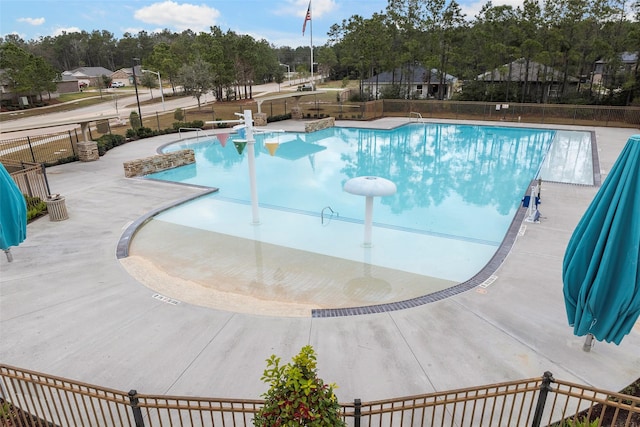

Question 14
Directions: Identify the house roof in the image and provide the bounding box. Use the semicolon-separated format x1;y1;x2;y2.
477;59;578;83
63;67;114;78
595;51;638;65
620;52;638;63
59;74;79;82
364;66;457;84
112;65;143;77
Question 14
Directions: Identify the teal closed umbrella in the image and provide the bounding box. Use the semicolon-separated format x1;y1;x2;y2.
0;163;27;261
563;135;640;349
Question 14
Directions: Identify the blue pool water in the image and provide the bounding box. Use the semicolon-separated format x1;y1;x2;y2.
153;124;554;241
144;123;557;283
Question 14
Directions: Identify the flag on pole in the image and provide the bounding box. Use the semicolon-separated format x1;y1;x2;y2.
302;1;311;36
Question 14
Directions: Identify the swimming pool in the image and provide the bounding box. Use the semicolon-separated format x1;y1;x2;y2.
128;123;565;315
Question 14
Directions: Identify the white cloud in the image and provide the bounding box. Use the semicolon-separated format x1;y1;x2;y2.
122;27;145;35
274;0;337;19
461;0;525;19
2;31;26;40
134;1;221;33
52;26;81;37
17;17;45;26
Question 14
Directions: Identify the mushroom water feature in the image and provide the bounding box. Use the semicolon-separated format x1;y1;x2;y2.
343;176;397;247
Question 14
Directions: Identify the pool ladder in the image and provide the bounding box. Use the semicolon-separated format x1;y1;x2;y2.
178;127;209;140
321;206;339;225
409;111;424;122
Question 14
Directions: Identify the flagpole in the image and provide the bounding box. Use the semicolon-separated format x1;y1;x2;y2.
310;0;314;88
302;0;313;87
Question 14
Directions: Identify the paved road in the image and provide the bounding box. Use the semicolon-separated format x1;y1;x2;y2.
0;81;300;138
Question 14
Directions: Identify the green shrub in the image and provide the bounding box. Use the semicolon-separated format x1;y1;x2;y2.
125;128;137;139
129;111;141;129
213;118;230;128
266;113;292;123
553;416;600;427
172;120;204;131
135;127;156;138
43;155;77;167
254;345;345;427
96;134;126;156
174;108;184;121
25;195;46;221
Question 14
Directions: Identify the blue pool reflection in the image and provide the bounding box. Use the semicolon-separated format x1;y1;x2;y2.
150;124;555;248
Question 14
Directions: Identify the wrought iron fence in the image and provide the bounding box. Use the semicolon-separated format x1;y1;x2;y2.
381;100;640;128
1;101;638;167
1;365;639;427
0;130;79;166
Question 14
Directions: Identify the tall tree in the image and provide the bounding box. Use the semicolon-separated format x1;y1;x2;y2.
0;43;58;103
428;0;466;99
177;57;213;108
145;42;181;95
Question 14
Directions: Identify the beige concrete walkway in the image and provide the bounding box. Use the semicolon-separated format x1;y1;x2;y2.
1;119;639;403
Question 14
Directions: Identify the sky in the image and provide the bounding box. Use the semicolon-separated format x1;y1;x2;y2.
0;0;525;48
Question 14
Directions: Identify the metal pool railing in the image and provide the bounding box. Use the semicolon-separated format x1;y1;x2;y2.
1;366;639;426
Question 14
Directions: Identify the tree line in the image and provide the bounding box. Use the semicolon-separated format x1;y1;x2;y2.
1;0;639;106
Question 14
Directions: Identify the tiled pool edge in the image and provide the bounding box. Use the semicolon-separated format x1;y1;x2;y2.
591;130;602;186
115;185;219;259
311;193;530;317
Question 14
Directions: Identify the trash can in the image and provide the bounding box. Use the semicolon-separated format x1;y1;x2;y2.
45;195;69;221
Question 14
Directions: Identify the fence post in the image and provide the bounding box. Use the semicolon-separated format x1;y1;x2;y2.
128;389;146;427
41;163;51;196
69;130;77;157
26;136;36;162
531;371;554;427
354;398;361;427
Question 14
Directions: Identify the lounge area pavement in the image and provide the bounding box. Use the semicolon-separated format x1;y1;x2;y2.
1;119;639;402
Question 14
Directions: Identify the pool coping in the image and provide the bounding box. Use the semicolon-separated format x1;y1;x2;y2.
115;184;219;259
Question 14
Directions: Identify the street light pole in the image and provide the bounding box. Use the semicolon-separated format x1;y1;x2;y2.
142;69;165;111
132;58;143;127
279;63;290;87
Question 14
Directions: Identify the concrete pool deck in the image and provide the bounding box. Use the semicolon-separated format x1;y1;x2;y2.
1;118;639;403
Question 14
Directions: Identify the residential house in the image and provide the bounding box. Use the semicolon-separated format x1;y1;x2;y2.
363;65;458;100
56;73;83;93
61;66;114;88
0;70;12;103
592;51;638;86
110;65;143;87
1;67;91;107
476;58;579;102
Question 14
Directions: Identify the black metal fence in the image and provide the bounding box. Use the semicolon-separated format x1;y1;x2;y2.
0;130;79;166
1;101;638;167
134;99;640;132
1;365;639;427
381;100;640;127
